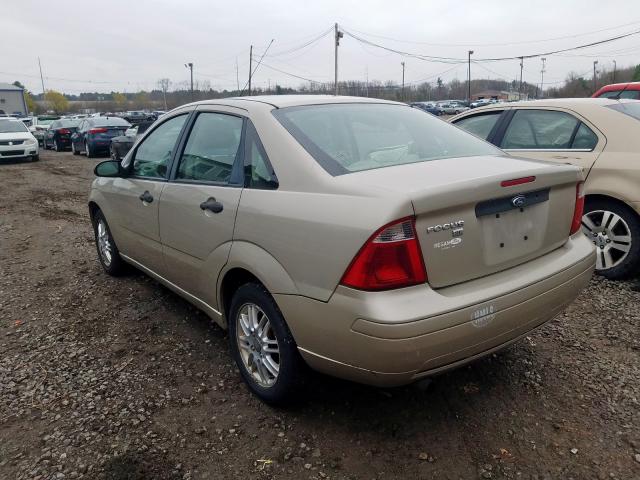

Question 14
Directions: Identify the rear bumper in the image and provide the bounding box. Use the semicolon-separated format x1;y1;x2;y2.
275;233;595;387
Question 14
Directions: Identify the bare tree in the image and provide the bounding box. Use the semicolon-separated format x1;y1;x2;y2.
157;78;171;110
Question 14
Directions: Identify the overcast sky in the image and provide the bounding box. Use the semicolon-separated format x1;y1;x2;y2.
3;0;640;95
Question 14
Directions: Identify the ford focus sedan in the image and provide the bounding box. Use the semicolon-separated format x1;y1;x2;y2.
88;96;595;404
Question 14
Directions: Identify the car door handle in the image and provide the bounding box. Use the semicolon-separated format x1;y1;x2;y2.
139;191;153;203
200;197;223;213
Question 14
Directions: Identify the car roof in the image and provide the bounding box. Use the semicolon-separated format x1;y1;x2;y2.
596;82;640;92
463;97;634;113
185;95;403;110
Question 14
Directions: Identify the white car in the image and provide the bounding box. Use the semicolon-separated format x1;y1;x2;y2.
0;118;39;161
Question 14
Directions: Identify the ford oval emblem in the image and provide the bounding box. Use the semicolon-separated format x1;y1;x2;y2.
511;195;526;208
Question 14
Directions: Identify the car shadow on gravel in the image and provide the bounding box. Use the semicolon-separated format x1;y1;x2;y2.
103;452;177;480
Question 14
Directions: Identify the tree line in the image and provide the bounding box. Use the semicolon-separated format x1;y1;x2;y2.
14;63;640;114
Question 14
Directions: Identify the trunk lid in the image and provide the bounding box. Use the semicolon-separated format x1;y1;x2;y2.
339;155;582;288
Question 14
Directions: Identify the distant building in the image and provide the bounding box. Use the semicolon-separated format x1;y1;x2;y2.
0;83;28;116
472;90;528;102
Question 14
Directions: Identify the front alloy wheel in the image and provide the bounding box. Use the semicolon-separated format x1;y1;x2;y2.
96;218;113;267
236;303;280;387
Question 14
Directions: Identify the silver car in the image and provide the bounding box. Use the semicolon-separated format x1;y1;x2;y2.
89;96;594;404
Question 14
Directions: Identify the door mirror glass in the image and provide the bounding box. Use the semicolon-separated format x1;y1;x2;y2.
94;160;121;177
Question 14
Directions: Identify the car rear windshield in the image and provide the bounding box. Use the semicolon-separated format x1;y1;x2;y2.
91;117;130;127
0;120;29;133
272;103;501;175
59;119;80;128
606;102;640;121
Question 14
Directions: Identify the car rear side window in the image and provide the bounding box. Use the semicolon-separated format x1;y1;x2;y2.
132;114;188;179
454;112;502;140
501;110;579;149
571;123;598;150
244;121;278;189
176;112;243;184
273;104;501;175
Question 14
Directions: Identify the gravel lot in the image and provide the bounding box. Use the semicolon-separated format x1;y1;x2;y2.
1;151;639;480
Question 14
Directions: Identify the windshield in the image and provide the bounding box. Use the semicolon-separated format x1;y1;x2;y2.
607;102;640;121
273;103;502;175
0;120;29;133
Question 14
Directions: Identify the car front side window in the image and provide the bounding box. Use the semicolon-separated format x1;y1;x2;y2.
131;114;188;179
501;110;579;149
176;112;243;184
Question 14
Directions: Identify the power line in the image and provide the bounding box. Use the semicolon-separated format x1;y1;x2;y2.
266;26;333;58
343;20;640;47
342;27;640;64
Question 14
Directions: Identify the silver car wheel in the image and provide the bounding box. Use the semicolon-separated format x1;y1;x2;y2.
582;209;632;270
236;303;280;388
97;219;113;267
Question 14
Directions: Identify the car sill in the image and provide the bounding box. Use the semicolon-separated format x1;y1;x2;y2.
120;253;223;322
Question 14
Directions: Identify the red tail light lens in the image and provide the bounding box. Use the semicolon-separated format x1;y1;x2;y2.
58;128;70;134
340;217;427;291
88;128;108;134
570;182;585;235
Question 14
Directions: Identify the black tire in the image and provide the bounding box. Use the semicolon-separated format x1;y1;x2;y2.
72;142;80;155
85;142;94;158
584;198;640;280
92;210;127;276
31;155;40;162
228;283;306;405
53;139;60;152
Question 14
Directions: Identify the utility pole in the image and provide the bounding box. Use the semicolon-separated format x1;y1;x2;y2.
467;50;473;104
365;66;369;97
401;61;405;101
519;57;524;100
334;23;343;96
540;57;546;99
612;60;617;83
236;57;240;92
248;45;253;96
184;63;194;102
593;60;598;94
38;57;46;113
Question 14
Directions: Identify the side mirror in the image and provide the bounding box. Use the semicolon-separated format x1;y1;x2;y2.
94;160;123;177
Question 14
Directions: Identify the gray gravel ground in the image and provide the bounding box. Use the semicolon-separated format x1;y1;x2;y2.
1;151;639;480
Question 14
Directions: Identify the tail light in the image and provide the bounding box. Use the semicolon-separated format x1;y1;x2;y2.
58;128;70;134
570;182;585;235
88;128;108;134
340;217;427;291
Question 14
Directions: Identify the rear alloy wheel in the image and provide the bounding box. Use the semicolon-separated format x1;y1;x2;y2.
581;198;640;279
85;142;94;158
72;142;80;155
229;283;305;404
110;145;119;161
53;139;60;152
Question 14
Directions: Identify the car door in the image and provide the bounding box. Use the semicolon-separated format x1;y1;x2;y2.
496;108;604;174
104;112;190;274
158;107;245;307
